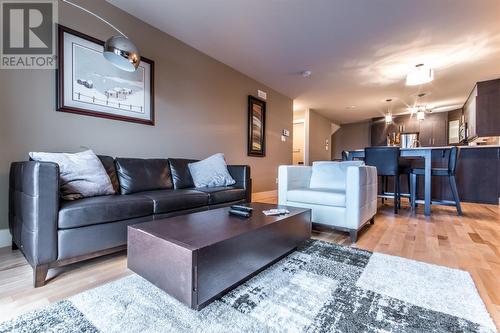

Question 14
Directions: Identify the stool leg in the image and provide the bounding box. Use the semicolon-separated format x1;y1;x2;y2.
449;175;462;216
381;176;386;204
406;174;411;204
394;176;399;214
410;173;417;211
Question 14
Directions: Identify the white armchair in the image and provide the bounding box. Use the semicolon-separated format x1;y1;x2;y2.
278;161;378;242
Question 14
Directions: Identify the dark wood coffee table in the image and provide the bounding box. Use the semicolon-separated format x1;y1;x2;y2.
127;202;311;310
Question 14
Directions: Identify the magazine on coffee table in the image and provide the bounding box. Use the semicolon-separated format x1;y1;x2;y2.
262;208;290;216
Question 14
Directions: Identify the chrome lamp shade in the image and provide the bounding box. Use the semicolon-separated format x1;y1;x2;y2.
103;36;140;72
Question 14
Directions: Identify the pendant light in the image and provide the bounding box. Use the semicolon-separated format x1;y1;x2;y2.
385;99;393;124
62;0;140;72
416;109;426;121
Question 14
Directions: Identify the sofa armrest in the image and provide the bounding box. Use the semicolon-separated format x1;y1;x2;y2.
278;165;312;205
9;161;59;267
227;165;251;202
345;165;378;228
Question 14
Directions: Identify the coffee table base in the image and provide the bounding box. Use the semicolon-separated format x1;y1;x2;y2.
128;209;311;310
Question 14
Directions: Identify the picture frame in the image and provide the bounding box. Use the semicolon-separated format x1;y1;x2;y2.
57;25;155;125
247;95;266;157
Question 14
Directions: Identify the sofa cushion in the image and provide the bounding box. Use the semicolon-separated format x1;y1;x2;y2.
195;186;246;205
116;158;173;194
168;158;198;189
97;155;120;193
58;194;154;229
287;188;346;207
188;153;235;188
29;150;115;200
140;189;209;214
309;161;364;191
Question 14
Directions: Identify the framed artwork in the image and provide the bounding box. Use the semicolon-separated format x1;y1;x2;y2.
57;25;155;125
247;95;266;157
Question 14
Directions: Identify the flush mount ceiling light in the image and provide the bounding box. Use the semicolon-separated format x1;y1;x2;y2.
301;70;312;77
62;0;140;72
406;64;434;86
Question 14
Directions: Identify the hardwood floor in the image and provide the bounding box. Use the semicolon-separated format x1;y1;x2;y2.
0;199;499;331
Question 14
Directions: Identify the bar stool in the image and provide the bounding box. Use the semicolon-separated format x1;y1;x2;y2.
364;147;404;213
341;151;350;161
410;146;462;215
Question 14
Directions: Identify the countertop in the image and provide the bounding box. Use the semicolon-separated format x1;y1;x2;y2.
350;145;500;152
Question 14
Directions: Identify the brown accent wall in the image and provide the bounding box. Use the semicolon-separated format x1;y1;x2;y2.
0;0;293;230
308;110;332;163
331;121;372;159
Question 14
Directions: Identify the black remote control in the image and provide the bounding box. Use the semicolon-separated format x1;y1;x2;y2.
231;205;253;213
229;209;251;218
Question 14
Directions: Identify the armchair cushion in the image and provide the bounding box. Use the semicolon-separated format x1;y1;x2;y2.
287;189;346;207
309;161;364;190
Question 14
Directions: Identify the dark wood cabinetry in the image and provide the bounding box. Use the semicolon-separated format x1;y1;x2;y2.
371;112;448;147
463;79;500;138
455;147;499;204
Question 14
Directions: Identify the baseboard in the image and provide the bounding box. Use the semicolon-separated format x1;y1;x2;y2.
252;190;277;202
0;229;12;248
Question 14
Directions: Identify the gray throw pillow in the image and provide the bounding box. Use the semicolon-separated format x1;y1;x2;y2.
29;150;115;200
188;153;235;188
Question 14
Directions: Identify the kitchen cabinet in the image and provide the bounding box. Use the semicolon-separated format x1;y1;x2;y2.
455;147;499;204
371;112;448;147
410;112;447;147
371;120;388;146
431;112;448;146
463;79;500;138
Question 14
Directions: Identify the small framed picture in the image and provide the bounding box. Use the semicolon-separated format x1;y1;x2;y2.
57;25;155;125
248;95;266;157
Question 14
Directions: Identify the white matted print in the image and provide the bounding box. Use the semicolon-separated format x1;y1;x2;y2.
57;25;154;125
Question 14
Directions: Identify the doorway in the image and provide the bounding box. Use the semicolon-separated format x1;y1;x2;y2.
293;121;305;165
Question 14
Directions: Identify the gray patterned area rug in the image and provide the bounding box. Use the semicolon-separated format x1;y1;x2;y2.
0;240;496;333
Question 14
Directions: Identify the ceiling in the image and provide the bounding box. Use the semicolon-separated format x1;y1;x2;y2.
108;0;500;124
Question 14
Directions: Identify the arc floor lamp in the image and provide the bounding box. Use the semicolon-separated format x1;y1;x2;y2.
61;0;140;72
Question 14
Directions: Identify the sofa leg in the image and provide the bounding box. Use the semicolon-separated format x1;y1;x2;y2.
33;264;49;288
11;241;18;250
369;217;375;224
349;230;358;243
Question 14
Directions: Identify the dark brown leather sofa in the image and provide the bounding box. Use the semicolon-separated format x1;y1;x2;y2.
9;156;251;287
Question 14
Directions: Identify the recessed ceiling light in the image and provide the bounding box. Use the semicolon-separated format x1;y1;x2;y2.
301;70;312;77
406;64;434;86
346;105;356;110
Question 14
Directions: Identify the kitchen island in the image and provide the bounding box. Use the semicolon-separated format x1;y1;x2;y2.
347;145;500;215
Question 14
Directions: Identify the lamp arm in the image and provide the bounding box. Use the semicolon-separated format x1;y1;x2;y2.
61;0;128;38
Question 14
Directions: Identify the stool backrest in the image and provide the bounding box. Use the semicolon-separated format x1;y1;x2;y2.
364;147;400;176
448;146;459;175
341;151;350;161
